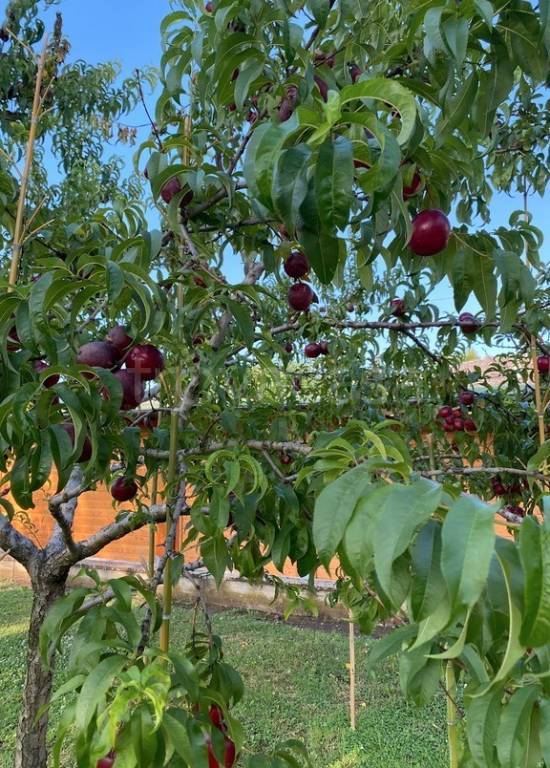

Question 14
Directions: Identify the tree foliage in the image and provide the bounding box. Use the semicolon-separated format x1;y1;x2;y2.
0;0;549;766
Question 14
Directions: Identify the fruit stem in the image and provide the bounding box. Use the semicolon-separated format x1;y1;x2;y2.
148;472;159;579
446;661;459;768
9;35;49;290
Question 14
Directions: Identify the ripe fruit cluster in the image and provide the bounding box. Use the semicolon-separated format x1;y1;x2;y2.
437;392;477;434
207;705;236;768
304;341;329;358
284;250;317;313
76;327;164;412
491;474;525;499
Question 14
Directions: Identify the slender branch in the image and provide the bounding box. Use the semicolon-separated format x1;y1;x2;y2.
135;69;163;150
145;439;312;461
419;466;549;484
187;181;247;220
47;466;85;556
73;504;167;563
179;220;200;260
400;328;443;365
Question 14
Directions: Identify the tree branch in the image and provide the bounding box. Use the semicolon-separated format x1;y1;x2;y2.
47;466;85;556
0;514;38;568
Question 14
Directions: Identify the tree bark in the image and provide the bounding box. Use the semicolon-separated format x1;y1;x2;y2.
14;562;69;768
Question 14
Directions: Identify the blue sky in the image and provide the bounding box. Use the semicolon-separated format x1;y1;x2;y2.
41;1;547;323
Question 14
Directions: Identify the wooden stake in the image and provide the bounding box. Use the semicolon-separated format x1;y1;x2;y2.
9;36;49;289
446;661;459;768
348;614;356;731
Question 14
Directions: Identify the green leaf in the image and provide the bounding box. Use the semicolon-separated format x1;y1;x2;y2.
202;533;230;587
224;299;255;347
314;136;354;232
297;226;343;285
435;72;478;144
339;79;417;146
365;623;418;675
373;479;442;601
234;58;264;110
340;485;377;579
312;463;374;566
410;520;447;623
75;654;127;730
496;684;542;768
465;684;503;767
272;145;312;235
244;120;298;210
399;645;441;706
519;515;550;647
39;588;88;666
442;17;469;65
440;494;496;611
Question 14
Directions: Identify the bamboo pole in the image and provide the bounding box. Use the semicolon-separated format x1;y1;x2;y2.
523;189;546;450
159;115;191;653
446;661;459;768
148;472;159;579
348;614;356;731
9;36;49;289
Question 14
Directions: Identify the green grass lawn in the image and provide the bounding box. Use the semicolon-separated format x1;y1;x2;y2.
0;580;448;768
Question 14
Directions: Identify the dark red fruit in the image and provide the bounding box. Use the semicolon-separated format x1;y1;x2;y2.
443;419;455;433
246;110;257;124
224;739;236;768
205;1;213;11
77;341;119;370
458;313;478;335
492;482;507;496
285;342;293;354
227;103;237;112
464;418;477;433
537;355;550;374
459;390;475;406
111;477;138;502
438;406;453;419
288;283;314;312
508;505;526;518
193;276;207;288
193;335;205;346
160;177;182;204
305;343;322;358
403;170;422;199
349;63;362;83
453;417;465;431
508;481;522;495
209;705;225;731
144;411;160;430
114;370;145;410
452;408;462;418
280;453;292;465
60;423;92;463
179;188;194;209
390;298;406;317
106;325;133;354
34;360;60;388
126;344;165;381
96;757;115;768
284;252;310;279
409;210;451;256
319;341;329;355
314;75;328;102
277;98;294;122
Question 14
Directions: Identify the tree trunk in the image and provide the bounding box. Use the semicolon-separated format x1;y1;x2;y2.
14;565;68;768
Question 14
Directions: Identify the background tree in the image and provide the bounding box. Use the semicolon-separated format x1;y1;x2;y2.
0;0;549;767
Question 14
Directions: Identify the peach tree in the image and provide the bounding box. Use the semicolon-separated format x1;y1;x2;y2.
0;1;549;767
